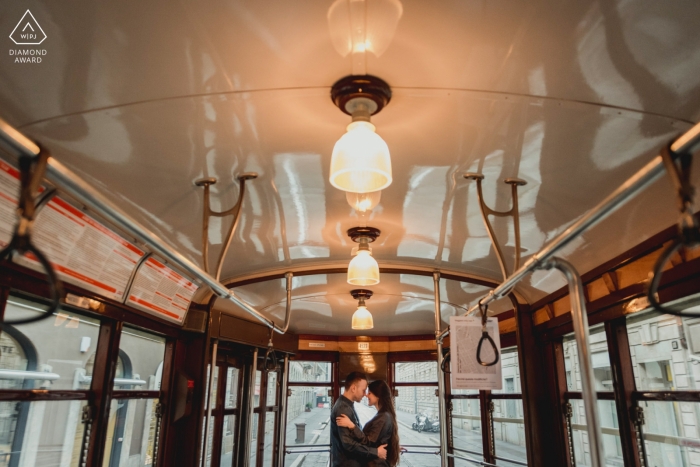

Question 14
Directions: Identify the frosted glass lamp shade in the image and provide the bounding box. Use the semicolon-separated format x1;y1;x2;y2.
330;121;392;193
347;249;380;286
352;305;374;330
327;0;403;58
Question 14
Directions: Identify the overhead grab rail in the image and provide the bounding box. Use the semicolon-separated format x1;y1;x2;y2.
438;120;700;343
0;117;288;333
646;142;700;316
195;173;258;281
0;148;64;325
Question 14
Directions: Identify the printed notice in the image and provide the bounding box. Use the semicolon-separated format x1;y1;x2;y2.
0;160;144;301
0;160;21;246
126;258;197;324
17;197;145;301
450;316;502;390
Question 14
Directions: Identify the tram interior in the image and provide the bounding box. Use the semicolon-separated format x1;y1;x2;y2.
1;1;700;467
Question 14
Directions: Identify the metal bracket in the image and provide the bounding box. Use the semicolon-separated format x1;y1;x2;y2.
631;406;645;426
81;404;93;423
464;173;526;281
195;173;257;281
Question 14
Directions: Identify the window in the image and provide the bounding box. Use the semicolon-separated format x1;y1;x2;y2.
0;295;170;467
626;308;700;467
627;311;697;392
284;386;332;466
288;361;331;383
563;325;613;392
105;327;165;467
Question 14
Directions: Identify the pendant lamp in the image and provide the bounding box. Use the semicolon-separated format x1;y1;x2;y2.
350;289;374;330
347;227;381;286
329;75;392;194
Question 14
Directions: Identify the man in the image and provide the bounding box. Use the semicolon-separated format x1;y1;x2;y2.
330;371;387;466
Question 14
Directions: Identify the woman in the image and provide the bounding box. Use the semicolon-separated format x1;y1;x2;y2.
336;379;400;466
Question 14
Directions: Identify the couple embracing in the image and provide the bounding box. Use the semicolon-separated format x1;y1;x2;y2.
330;371;400;467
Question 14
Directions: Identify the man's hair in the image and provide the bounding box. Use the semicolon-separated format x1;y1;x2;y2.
343;371;368;391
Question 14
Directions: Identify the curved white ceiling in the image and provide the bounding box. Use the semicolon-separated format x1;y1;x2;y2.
1;0;699;334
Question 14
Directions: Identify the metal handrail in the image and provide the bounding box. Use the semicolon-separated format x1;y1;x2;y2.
447;452;496;467
438;120;700;341
493;454;528;466
0;369;59;380
0;118;290;334
433;272;449;467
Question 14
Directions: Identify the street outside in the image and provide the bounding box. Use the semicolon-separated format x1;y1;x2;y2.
279;404;527;467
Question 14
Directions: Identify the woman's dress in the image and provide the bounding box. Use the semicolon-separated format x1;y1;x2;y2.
349;411;395;467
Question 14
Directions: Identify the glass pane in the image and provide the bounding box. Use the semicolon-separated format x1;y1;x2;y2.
627;309;700;391
452;397;482;455
249;413;258;466
568;399;623;466
285;386;331;466
395;361;437;383
399;451;441;466
204;365;220;411
2;297;100;390
102;398;159;467
201;415;215;467
394;386;440;447
254;371;262;408
224;367;240;409
492;347;521;394
492;399;528;465
563;324;613;392
220;415;236;467
640;400;700;467
288;361;332;383
262;412;275;466
115;327;166;390
267;371;278;406
453;456;483;466
0;400;86;467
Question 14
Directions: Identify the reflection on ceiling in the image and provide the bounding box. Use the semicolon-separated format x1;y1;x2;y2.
0;1;699;335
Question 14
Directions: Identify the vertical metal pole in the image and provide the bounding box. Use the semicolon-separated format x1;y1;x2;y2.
277;355;289;467
545;258;604;467
244;349;259;467
433;272;449;467
202;339;219;467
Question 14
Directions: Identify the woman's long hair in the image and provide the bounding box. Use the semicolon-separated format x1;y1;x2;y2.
368;380;400;466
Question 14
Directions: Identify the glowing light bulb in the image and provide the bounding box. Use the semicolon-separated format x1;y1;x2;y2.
347;249;380;285
346;191;381;212
330;121;392;193
352;305;374;330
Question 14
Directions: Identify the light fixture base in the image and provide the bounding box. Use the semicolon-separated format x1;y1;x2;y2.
348;226;381;243
350;289;374;300
331;75;392;116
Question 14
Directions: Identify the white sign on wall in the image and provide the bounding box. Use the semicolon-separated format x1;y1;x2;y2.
450;315;502;390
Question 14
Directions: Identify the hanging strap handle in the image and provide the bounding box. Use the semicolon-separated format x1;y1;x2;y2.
476;299;499;367
0;151;63;325
646;144;700;317
262;326;279;372
441;349;451;374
